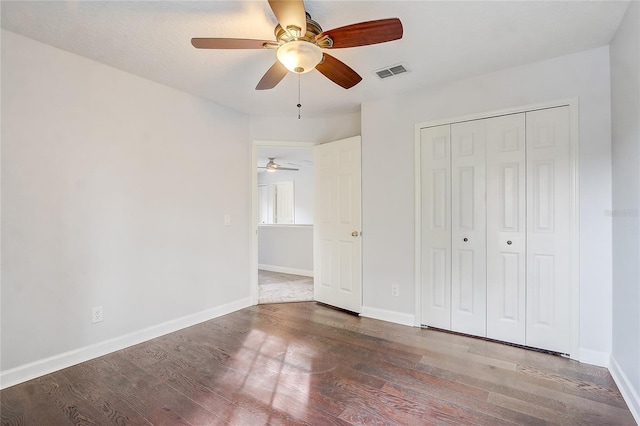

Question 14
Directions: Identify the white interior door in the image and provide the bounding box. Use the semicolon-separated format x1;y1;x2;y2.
420;125;452;329
450;120;487;336
525;106;572;354
486;113;527;344
313;136;362;313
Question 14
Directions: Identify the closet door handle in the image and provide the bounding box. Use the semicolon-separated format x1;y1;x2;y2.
463;238;468;242
507;240;512;245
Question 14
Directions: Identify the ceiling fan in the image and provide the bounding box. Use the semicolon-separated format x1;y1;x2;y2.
191;0;403;90
258;158;300;172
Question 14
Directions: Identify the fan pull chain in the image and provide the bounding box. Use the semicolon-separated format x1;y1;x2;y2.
297;73;302;120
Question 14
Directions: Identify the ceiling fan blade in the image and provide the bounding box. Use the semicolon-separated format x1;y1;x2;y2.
268;0;307;36
275;167;299;171
191;38;275;49
315;53;362;89
256;61;288;90
317;18;403;49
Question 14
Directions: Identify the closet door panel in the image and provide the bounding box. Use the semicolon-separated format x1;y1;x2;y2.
526;106;572;354
420;125;452;329
450;120;487;336
486;113;526;344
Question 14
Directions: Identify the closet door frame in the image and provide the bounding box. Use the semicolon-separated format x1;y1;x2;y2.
414;98;580;360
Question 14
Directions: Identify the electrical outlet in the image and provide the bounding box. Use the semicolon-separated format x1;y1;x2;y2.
391;284;399;297
92;306;103;323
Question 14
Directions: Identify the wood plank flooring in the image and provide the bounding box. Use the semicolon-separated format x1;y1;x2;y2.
1;302;635;425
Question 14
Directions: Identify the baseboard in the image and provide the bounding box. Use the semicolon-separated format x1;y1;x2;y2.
0;297;252;390
258;264;314;277
360;306;415;327
578;347;611;367
610;355;640;424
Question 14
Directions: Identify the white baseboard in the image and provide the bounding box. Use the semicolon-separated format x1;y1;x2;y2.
258;264;314;277
360;306;415;327
610;355;640;424
578;347;611;367
0;297;252;390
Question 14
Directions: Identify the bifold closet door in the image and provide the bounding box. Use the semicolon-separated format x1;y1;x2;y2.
525;106;572;354
420;106;574;354
420;125;451;329
486;113;526;344
450;120;487;336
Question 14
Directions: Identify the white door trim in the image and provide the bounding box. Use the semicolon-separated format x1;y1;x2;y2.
414;98;580;360
251;140;316;305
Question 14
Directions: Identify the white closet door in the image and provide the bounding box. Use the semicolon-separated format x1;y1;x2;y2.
420;125;451;329
525;106;572;354
450;120;487;336
486;113;526;344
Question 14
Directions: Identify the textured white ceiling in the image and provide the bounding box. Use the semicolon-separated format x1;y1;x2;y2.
1;1;630;118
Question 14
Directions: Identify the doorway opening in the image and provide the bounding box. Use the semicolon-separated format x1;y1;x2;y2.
258;270;313;304
252;142;315;305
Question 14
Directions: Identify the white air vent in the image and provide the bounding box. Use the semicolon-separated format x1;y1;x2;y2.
375;63;409;80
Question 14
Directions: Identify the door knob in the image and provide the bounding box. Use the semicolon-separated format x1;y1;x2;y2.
507;240;512;245
352;231;360;237
463;237;468;242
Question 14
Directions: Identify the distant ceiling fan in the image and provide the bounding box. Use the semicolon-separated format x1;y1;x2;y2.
191;0;403;90
258;158;299;172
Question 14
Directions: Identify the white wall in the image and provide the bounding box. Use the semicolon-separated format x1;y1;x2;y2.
610;1;640;421
258;166;313;224
258;225;313;276
250;112;361;144
361;46;613;361
1;30;252;384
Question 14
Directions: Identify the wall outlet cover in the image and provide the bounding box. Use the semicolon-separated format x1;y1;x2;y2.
391;284;399;297
92;306;103;323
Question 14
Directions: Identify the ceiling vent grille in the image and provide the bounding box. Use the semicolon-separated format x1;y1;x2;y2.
375;63;409;80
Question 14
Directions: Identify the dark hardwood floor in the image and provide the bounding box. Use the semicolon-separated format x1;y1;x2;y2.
1;302;635;425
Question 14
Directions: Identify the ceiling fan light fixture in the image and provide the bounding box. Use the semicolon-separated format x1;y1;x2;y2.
265;158;278;171
276;40;322;74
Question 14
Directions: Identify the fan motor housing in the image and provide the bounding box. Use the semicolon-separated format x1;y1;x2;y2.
274;13;327;45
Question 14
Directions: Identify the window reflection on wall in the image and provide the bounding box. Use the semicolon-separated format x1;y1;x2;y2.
257;164;313;224
274;181;294;224
258;181;295;224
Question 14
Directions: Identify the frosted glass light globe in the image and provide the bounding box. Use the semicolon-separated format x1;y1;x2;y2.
277;41;323;74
